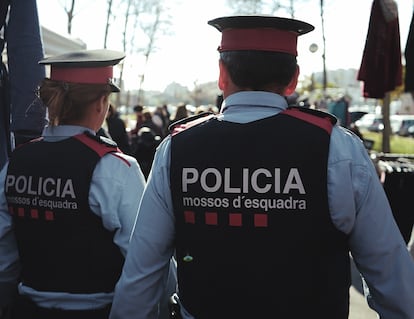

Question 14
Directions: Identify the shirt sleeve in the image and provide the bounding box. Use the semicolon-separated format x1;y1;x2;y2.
110;137;176;319
0;163;21;307
328;126;414;319
89;152;146;257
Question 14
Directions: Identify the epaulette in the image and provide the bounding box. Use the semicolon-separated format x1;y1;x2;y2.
13;136;44;150
169;111;216;136
73;132;121;158
286;106;337;125
82;131;117;147
283;106;337;134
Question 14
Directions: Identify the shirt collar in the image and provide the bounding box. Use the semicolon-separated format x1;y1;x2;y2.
42;125;95;141
219;91;288;123
221;91;288;111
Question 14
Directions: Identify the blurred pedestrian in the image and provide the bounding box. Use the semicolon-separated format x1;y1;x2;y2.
130;108;163;180
152;105;170;138
130;104;144;136
110;15;414;319
106;104;131;154
170;103;189;123
0;49;146;318
132;127;161;180
327;95;350;127
141;108;163;138
162;104;171;122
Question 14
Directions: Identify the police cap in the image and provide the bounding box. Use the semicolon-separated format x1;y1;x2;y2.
208;15;314;56
38;49;125;92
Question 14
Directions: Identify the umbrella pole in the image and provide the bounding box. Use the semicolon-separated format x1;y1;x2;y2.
381;92;391;153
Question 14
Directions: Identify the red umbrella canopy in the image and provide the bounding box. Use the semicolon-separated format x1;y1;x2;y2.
357;0;402;99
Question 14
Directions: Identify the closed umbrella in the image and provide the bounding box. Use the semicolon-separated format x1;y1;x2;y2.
405;11;414;94
0;0;47;170
357;0;402;152
0;0;10;170
7;0;47;147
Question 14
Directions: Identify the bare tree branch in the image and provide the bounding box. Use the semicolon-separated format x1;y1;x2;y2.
64;0;75;34
103;0;113;48
226;0;264;14
226;0;307;17
137;2;163;102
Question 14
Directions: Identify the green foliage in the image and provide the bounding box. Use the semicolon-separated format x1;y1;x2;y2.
362;131;414;154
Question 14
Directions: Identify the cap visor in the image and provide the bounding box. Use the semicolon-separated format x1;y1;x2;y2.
110;83;121;92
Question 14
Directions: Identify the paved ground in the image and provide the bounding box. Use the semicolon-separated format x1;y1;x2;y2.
349;286;378;319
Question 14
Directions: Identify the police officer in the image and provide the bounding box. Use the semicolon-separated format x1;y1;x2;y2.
109;16;414;319
0;49;146;318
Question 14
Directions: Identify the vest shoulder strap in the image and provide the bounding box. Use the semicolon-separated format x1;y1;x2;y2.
73;132;120;158
169;111;216;136
283;106;337;134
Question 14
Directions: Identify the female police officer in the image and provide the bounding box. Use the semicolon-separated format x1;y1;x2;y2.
110;16;414;319
0;49;146;318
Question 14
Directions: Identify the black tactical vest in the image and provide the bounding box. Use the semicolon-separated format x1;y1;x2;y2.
5;133;125;293
170;108;350;319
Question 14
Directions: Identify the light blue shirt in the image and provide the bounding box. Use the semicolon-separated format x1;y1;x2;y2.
0;125;146;309
110;92;414;319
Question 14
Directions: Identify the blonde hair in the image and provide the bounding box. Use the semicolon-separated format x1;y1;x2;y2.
39;79;112;126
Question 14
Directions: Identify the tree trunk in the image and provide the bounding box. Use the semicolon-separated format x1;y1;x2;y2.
382;93;391;153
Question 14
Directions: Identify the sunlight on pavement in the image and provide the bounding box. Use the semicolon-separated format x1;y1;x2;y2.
349;287;378;319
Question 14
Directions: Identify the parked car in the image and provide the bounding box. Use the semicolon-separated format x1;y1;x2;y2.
355;113;412;134
394;115;414;136
407;125;414;137
355;113;383;132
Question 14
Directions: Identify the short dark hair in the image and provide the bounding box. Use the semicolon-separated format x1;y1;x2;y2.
219;51;297;92
133;105;143;112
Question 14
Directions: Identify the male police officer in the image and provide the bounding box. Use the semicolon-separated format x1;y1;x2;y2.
110;15;414;319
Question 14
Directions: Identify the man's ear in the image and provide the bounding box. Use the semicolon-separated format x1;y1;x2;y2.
218;59;228;91
284;65;300;96
97;94;109;114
